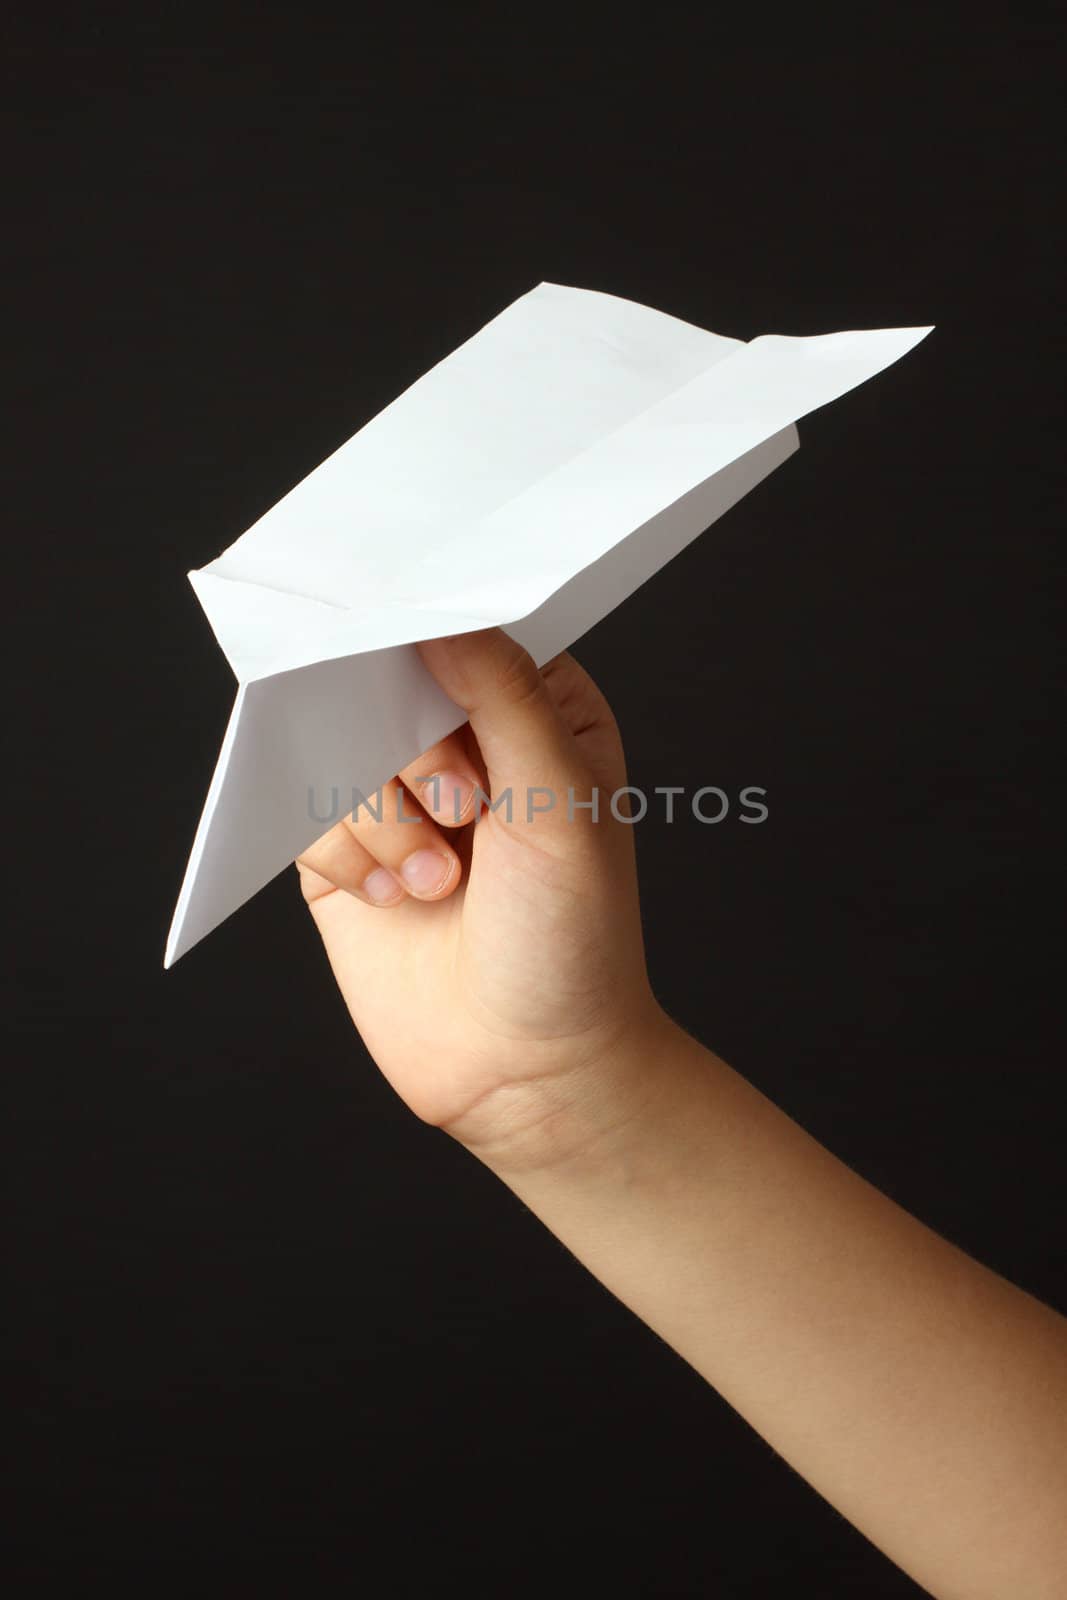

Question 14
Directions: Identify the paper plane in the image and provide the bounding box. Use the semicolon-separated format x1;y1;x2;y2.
166;282;931;965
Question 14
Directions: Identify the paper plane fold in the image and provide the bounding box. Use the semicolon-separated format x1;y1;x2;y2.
166;282;931;965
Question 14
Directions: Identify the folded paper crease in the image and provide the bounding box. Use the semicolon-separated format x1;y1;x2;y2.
165;281;932;965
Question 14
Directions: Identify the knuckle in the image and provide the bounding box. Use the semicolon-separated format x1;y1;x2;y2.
600;704;624;747
294;857;337;905
341;795;387;837
493;639;543;707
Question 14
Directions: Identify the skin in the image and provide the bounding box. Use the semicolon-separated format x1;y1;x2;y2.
297;627;1067;1600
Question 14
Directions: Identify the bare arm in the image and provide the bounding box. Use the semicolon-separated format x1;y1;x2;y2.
480;1018;1067;1600
296;625;1067;1598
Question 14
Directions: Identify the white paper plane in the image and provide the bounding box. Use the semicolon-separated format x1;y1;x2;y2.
165;282;932;965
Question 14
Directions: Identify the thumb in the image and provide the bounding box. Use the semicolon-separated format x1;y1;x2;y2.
417;628;585;829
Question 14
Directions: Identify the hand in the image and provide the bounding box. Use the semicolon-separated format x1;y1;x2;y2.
296;628;668;1172
296;636;1067;1600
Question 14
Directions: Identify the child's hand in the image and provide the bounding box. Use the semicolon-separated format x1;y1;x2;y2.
296;628;1067;1600
296;628;667;1172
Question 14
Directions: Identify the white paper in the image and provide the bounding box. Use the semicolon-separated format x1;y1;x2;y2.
165;282;931;965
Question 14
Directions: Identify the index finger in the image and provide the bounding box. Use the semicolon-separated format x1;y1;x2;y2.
398;728;486;829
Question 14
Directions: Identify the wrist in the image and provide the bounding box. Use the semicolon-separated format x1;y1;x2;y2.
453;1002;700;1184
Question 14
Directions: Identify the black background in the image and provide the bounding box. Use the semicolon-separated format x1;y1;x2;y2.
5;10;1064;1595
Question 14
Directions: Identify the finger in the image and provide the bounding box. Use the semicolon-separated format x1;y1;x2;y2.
397;728;485;829
297;823;406;908
538;651;626;790
341;776;462;901
416;629;585;832
294;860;337;906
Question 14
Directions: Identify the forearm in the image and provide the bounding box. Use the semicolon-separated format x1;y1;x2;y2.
477;1020;1067;1600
